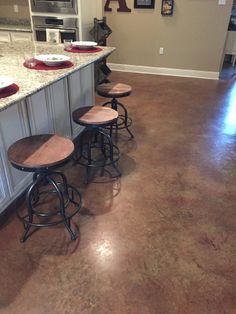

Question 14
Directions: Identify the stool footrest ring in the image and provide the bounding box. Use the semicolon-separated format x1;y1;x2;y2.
16;171;82;242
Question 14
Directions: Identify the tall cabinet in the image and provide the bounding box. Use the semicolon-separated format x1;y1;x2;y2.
28;0;104;41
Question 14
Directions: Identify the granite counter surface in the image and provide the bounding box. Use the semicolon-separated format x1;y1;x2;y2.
0;42;115;112
0;24;32;32
0;18;32;32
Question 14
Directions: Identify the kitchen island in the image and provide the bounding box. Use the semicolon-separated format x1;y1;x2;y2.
0;41;115;213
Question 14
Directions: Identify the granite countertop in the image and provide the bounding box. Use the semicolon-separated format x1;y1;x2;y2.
0;18;32;32
0;42;115;112
0;24;32;32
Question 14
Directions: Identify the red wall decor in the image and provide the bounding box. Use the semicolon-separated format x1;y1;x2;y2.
104;0;132;12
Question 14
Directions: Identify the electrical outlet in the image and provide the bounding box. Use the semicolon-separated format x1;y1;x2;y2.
218;0;226;5
159;47;164;55
13;4;19;13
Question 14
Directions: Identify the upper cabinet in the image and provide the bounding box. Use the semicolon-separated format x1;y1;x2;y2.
29;0;103;40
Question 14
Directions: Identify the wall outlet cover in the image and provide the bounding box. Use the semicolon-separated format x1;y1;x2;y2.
13;4;19;13
218;0;226;5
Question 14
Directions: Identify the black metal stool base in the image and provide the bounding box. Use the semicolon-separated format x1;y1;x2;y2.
74;127;121;184
16;170;82;242
102;98;134;139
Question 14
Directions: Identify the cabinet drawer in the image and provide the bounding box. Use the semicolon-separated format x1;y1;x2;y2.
11;32;32;42
0;31;11;42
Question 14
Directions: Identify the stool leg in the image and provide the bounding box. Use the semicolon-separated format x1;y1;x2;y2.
102;101;113;108
78;130;87;159
49;170;69;200
117;101;134;139
102;100;118;136
85;136;92;184
31;172;40;205
47;176;77;240
111;99;119;135
102;98;134;139
21;175;42;242
100;129;121;177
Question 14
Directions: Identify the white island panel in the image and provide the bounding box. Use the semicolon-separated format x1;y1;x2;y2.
0;42;115;214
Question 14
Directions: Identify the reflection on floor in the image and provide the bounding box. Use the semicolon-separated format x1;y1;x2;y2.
1;71;236;313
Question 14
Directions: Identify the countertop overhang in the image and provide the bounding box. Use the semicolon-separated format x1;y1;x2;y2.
0;24;32;32
0;42;115;112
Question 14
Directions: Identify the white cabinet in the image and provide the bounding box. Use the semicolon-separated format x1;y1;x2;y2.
11;32;33;42
0;30;32;43
27;78;71;138
68;63;94;138
0;148;10;210
47;79;72;138
0;31;11;42
0;101;32;213
0;62;95;213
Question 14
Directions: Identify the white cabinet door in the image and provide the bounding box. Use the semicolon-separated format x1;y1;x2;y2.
46;78;72;138
26;89;54;135
0;147;10;213
0;101;32;203
68;63;95;138
11;32;33;42
27;80;71;138
80;64;95;106
0;31;11;42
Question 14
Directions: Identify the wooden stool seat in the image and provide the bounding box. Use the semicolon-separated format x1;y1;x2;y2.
73;106;118;126
8;134;74;171
96;83;132;98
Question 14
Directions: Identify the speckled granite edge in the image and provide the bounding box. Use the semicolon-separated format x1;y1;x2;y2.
0;18;32;32
0;42;115;112
0;18;31;26
0;25;32;32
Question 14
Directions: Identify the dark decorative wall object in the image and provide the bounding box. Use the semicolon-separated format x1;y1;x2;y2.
90;17;112;85
134;0;155;9
161;0;174;15
104;0;131;12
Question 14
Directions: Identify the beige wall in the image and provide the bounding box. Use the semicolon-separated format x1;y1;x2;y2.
105;0;233;72
0;0;30;21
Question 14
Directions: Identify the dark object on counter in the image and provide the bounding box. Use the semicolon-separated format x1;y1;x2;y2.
73;106;121;183
7;134;82;242
90;17;112;85
64;46;103;53
161;0;174;16
90;17;112;46
23;60;74;70
96;82;134;139
0;84;19;99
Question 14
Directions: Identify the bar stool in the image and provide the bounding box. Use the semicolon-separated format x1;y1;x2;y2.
7;134;82;242
72;106;121;183
96;82;134;139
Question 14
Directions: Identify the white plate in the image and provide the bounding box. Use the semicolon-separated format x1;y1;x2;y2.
35;54;70;66
71;41;98;50
0;76;14;92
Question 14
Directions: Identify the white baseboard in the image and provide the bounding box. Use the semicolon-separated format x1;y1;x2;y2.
107;63;219;80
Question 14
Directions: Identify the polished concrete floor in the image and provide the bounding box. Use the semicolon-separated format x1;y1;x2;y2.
1;71;236;314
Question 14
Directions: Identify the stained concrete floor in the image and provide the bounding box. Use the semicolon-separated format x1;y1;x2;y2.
1;71;236;314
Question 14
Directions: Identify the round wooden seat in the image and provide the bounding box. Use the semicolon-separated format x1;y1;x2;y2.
96;83;132;98
8;134;74;171
73;106;118;126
